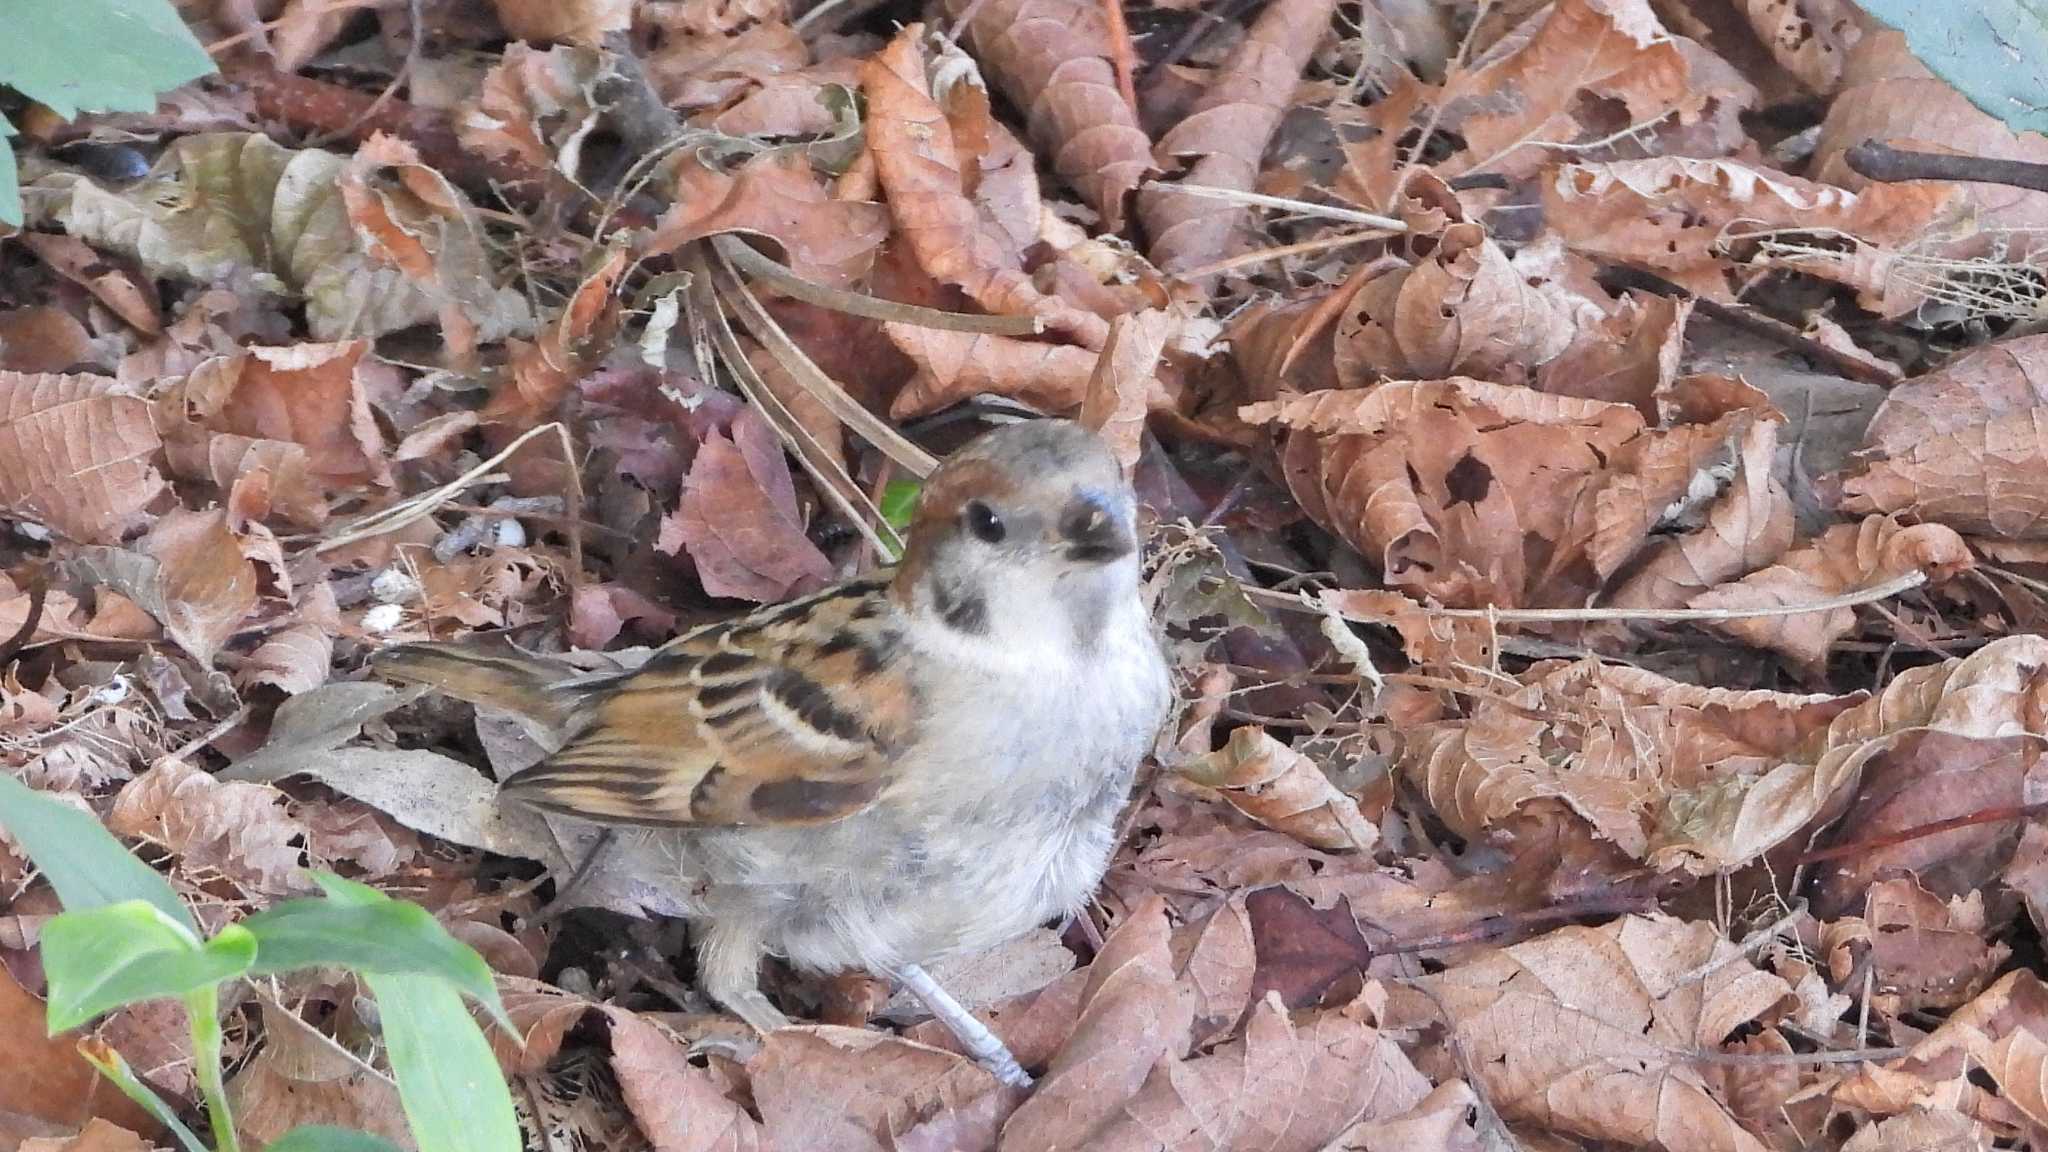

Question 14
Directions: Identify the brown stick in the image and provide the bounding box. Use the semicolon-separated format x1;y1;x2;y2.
1794;801;2048;866
1598;264;1902;389
1367;893;1660;956
1845;139;2048;197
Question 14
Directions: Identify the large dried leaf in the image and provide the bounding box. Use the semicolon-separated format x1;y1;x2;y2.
1605;416;1794;613
1544;156;1963;310
0;372;162;543
889;325;1172;419
863;27;1105;345
48;132;533;345
457;42;608;177
940;0;1153;231
1243;378;1760;609
657;406;833;603
161;341;392;490
107;758;307;898
1138;0;1337;276
1834;334;2048;537
610;1011;766;1151
647;152;889;289
1178;727;1376;852
1689;514;1972;673
1399;915;1791;1152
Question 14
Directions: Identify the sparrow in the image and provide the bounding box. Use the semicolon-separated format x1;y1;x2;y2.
372;418;1172;1087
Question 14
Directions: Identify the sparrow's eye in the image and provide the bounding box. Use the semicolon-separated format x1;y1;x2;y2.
963;500;1006;544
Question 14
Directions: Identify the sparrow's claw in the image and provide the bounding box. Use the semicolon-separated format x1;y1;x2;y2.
895;963;1034;1089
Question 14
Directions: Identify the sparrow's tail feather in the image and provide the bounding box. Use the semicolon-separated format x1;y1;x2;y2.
370;644;584;730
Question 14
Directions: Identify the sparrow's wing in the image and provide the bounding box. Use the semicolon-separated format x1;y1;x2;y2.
499;577;917;827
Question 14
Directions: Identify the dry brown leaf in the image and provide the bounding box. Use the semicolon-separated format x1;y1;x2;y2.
1841;1110;1990;1152
1531;291;1690;414
1651;634;2048;872
1330;1080;1484;1152
163;342;392;490
1808;730;2039;917
647;20;807;111
1605;415;1794;612
999;895;1197;1150
0;963;157;1134
123;508;263;668
1334;225;1587;383
17;1118;155;1152
1833;969;2048;1132
1078;310;1176;472
1244;378;1757;609
940;0;1153;231
108;758;307;898
486;242;629;429
17;234;162;335
1825;880;2009;1013
458;42;607;176
1401;658;1854;861
1177;727;1376;852
1544;156;1962;310
0;307;102;375
1344;0;1749;205
1399;915;1791;1152
1083;990;1431;1152
236;622;333;695
1834;335;2048;537
754;1028;1011;1151
864;27;1106;347
658;407;832;603
609;1011;766;1151
0;372;162;544
889;326;1172;419
227;1000;412;1148
647;152;890;289
1138;0;1337;276
492;0;630;43
1690;514;1972;674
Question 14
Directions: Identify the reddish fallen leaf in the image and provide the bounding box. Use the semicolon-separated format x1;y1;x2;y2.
0;372;163;544
0;964;156;1135
659;407;833;603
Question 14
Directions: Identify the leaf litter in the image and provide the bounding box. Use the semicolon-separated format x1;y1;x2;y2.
13;0;2048;1149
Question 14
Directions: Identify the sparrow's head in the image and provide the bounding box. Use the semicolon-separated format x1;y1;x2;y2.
895;420;1141;640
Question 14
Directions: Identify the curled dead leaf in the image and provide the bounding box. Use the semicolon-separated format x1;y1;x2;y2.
1178;726;1377;852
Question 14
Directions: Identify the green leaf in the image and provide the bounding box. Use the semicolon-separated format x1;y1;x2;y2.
79;1040;212;1152
264;1127;406;1152
880;479;921;536
0;0;215;122
367;973;521;1152
0;771;194;930
1857;1;2048;135
40;902;254;1031
241;892;506;1026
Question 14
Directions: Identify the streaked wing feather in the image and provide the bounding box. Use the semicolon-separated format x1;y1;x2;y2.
497;578;914;827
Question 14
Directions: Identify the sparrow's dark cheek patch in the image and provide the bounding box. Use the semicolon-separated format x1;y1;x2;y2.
930;575;989;635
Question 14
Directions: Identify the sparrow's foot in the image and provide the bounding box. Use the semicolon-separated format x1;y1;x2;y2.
894;962;1033;1089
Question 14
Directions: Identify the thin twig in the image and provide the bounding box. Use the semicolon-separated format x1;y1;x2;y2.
1599;264;1901;388
1172;229;1391;281
1139;181;1407;231
1795;799;2048;866
1846;139;2048;196
1256;569;1930;624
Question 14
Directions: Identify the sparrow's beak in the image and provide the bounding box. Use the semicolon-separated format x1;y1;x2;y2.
1060;491;1136;563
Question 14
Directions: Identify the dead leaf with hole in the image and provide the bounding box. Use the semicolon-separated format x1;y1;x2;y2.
1394;914;1791;1152
658;405;833;602
1544;155;1963;311
107;758;306;899
1242;378;1760;610
0;372;163;544
1333;224;1589;384
1689;514;1971;675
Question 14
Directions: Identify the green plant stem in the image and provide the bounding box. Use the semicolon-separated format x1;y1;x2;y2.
186;985;240;1152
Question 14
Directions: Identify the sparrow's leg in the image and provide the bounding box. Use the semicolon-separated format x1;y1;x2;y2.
894;963;1032;1088
698;919;791;1035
